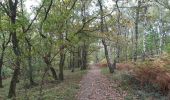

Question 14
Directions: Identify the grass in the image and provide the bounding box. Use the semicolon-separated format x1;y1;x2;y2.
0;69;86;100
101;67;170;100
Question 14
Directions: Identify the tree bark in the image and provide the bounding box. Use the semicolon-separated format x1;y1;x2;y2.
8;59;20;98
28;55;34;85
81;41;88;70
50;66;58;80
102;40;114;73
115;0;121;63
26;38;36;85
134;0;141;62
43;53;58;80
78;46;82;68
0;45;5;88
8;0;22;98
59;50;65;80
142;6;147;61
0;58;3;88
158;9;163;55
98;0;114;73
0;8;3;88
59;34;65;81
71;49;75;72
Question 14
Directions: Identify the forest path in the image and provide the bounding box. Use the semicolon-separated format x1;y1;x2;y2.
76;65;123;100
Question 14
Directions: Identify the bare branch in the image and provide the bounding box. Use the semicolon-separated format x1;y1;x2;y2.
23;0;46;33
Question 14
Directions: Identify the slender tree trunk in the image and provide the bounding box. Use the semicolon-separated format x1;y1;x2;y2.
59;34;65;81
8;58;20;98
78;47;81;68
81;41;88;70
0;58;3;88
95;51;99;63
142;7;147;61
115;0;121;63
98;0;114;73
43;53;58;80
59;51;65;80
28;55;34;84
69;52;72;69
130;29;134;61
0;8;3;88
71;49;75;72
102;40;114;73
8;0;21;98
50;66;58;80
134;0;141;62
26;39;36;85
125;28;129;62
158;9;163;55
0;46;5;88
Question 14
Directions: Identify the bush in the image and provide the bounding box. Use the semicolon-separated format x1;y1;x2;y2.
97;59;107;67
133;58;170;94
2;67;13;79
116;62;134;71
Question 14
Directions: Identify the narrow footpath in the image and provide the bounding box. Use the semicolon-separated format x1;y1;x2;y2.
76;65;124;100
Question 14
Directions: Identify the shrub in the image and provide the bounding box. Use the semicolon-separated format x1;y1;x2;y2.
133;59;170;94
97;59;107;67
116;62;134;71
2;67;13;79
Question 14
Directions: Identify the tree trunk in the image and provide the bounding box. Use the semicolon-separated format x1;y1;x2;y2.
142;7;147;61
43;53;58;80
102;40;114;73
69;52;72;69
59;34;65;81
134;0;141;62
8;0;21;98
0;10;4;88
59;50;65;80
78;47;82;68
27;41;36;85
8;34;21;97
8;59;20;98
50;66;58;80
158;9;163;55
71;49;75;72
115;0;121;63
98;0;114;73
0;58;3;88
95;51;99;63
81;41;88;70
28;56;34;85
125;28;129;62
0;48;5;88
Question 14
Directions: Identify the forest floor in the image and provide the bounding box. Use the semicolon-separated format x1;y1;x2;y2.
76;65;125;100
0;69;86;100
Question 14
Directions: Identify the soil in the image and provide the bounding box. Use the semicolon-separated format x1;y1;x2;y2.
76;65;124;100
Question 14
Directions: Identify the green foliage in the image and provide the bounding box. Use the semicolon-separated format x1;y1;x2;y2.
146;32;159;52
1;67;12;78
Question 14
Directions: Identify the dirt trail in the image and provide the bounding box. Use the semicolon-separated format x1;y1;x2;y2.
76;65;123;100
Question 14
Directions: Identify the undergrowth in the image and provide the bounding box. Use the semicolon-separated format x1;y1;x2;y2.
0;69;86;100
101;55;170;100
